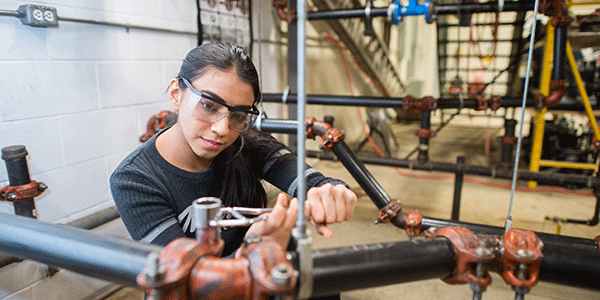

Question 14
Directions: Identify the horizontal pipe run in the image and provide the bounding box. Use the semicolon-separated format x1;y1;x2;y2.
0;213;162;286
311;237;456;297
434;2;535;15
261;93;596;111
0;206;122;269
306;150;597;188
308;8;388;20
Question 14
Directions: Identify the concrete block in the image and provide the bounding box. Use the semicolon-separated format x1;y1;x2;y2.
59;107;139;165
34;158;109;222
163;61;181;84
97;62;165;108
47;22;131;60
130;30;196;60
0;62;98;121
88;0;160;18
0;19;48;60
0;118;63;182
159;0;196;22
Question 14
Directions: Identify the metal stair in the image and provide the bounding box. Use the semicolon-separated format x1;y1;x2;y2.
310;0;405;96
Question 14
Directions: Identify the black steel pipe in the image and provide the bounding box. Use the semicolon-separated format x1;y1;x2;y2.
540;241;600;291
434;2;535;15
501;119;518;168
553;25;567;81
418;111;431;163
307;7;388;21
0;206;122;269
0;212;162;286
305;150;598;188
256;119;393;209
261;93;595;111
2;145;36;218
418;216;598;249
311;237;456;297
451;156;465;221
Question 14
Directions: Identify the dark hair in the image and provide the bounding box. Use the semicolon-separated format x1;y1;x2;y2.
177;42;270;208
177;41;261;106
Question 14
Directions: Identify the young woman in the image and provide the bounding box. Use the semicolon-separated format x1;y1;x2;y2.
110;42;357;258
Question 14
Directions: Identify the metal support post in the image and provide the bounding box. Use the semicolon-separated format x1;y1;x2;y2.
528;21;554;188
451;156;465;221
501;119;518;169
418;111;432;163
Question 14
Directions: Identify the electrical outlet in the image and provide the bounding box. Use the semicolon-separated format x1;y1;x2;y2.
18;4;58;27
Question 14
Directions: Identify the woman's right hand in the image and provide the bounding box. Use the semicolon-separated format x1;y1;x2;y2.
244;192;298;250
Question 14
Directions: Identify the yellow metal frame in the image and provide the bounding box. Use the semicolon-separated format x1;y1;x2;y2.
528;19;599;188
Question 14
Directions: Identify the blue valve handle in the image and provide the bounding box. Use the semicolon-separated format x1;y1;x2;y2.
394;0;432;24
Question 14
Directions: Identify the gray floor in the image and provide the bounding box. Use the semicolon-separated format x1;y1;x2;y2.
107;115;600;299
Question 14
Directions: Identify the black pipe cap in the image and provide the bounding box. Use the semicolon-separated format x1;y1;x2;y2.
2;145;28;161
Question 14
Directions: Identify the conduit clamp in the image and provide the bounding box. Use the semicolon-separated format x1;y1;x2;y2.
403;95;436;114
416;128;434;139
137;198;297;300
430;227;495;287
501;229;543;291
0;181;47;202
306;117;346;149
501;136;518;146
475;95;502;111
375;199;402;224
405;210;423;236
140;110;177;143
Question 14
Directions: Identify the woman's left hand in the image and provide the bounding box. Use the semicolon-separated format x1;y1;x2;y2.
304;183;357;237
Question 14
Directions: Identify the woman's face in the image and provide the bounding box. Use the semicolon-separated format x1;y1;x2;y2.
173;67;255;162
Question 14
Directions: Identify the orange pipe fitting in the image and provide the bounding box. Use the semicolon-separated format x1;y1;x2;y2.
535;79;567;108
501;229;543;289
306;117;346;149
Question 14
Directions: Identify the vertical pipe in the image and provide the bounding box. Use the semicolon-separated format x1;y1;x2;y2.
451;156;465;221
418;111;432;163
295;0;307;235
501;119;517;168
552;25;567;81
528;21;554;188
1;145;36;218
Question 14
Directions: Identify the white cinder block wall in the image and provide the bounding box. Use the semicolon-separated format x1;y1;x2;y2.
0;0;198;223
0;0;437;298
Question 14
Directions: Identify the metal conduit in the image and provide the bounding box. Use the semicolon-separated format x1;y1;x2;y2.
305;150;598;188
0;206;121;269
0;212;155;286
434;2;535;15
261;93;596;111
311;237;456;297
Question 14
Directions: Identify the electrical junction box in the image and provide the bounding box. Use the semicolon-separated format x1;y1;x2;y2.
19;4;58;27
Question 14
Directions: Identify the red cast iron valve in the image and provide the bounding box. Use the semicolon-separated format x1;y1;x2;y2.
305;117;346;149
431;227;495;287
0;181;47;202
501;229;543;289
375;200;402;224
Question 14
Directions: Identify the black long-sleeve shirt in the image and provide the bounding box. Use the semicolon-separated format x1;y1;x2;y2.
110;128;347;256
